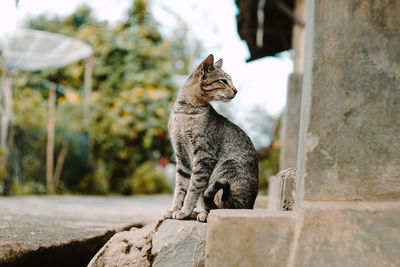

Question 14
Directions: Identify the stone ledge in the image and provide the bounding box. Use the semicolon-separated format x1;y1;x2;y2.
302;200;400;211
206;209;297;267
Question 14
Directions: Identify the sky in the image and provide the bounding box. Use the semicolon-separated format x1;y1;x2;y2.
0;0;293;145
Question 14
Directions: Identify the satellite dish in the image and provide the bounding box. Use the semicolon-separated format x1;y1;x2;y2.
0;29;92;71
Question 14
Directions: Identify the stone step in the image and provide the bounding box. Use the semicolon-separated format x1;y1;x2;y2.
206;202;400;267
85;200;400;266
206;209;297;267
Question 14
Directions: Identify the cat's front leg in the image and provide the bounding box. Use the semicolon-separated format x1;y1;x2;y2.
164;161;190;219
173;158;214;220
192;196;209;222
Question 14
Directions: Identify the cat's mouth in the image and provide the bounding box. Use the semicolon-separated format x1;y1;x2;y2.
221;96;235;102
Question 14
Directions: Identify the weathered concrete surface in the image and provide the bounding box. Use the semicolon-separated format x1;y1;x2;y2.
0;195;170;266
206;209;297;267
152;220;206;267
293;201;400;267
88;224;156;267
296;0;400;202
280;73;303;171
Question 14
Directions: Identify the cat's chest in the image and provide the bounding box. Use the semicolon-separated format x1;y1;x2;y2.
169;113;208;144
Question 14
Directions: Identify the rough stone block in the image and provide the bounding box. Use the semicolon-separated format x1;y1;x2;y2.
206;209;297;267
88;219;206;267
267;168;296;211
88;224;155;267
152;220;206;267
277;168;296;211
293;201;400;267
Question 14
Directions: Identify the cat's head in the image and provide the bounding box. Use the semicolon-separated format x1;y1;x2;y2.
186;54;237;103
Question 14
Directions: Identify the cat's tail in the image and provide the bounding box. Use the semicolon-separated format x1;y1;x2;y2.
204;178;230;210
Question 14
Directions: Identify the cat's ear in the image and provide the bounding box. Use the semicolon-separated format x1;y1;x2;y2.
193;54;214;79
215;59;223;68
201;54;214;73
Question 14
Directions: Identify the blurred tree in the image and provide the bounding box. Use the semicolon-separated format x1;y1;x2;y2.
5;0;198;195
257;119;281;194
245;105;276;149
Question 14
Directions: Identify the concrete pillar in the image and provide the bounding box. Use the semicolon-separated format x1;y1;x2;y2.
296;0;400;204
280;73;302;170
279;0;306;171
290;0;400;263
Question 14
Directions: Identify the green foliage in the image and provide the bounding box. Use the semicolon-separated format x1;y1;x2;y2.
8;180;46;195
258;145;280;194
77;163;109;195
125;161;171;195
0;149;9;194
90;87;172;192
21;154;43;183
5;0;197;195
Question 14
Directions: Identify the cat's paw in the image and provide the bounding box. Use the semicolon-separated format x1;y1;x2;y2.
172;210;191;220
190;210;200;219
163;210;174;219
196;211;208;223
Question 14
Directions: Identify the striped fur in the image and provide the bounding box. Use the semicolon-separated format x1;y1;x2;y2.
165;54;258;222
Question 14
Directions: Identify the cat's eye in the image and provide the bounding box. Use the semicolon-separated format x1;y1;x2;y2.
220;79;229;85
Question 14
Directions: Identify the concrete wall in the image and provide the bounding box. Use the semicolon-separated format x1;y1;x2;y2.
296;0;400;203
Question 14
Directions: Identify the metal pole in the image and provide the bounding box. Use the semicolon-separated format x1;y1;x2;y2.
46;82;56;194
83;55;93;131
1;72;13;148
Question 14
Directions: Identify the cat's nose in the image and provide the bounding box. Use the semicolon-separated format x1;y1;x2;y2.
231;87;237;94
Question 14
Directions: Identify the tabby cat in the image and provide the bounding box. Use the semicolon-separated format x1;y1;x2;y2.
164;54;258;222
